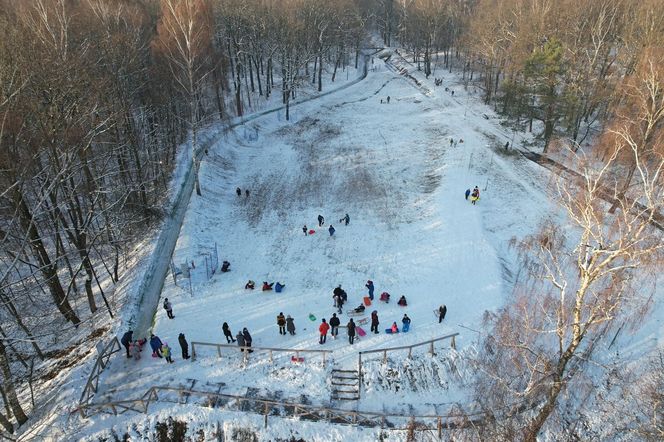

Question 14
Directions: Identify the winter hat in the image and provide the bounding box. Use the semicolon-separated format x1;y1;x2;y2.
287;315;291;319
280;312;283;315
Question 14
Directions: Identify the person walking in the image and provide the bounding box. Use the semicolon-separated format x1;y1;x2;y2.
178;333;190;360
236;332;246;352
121;330;133;358
162;343;174;364
329;313;340;339
277;312;286;335
340;214;350;225
319;319;330;344
149;334;163;358
365;280;375;300
163;298;174;319
242;328;253;352
438;304;447;323
222;322;236;343
286;315;296;335
370;310;379;334
328;225;335;237
347;319;356;345
318;214;324;227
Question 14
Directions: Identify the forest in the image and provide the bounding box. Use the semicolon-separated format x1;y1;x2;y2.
0;0;663;439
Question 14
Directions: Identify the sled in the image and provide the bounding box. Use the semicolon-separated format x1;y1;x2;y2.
402;323;410;332
356;326;367;337
357;317;369;325
385;328;399;334
308;229;316;234
291;356;305;363
346;309;366;316
363;296;372;306
308;313;316;321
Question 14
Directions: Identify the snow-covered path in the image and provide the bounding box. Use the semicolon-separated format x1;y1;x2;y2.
99;49;558;412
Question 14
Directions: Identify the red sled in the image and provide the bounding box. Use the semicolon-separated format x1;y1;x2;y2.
363;296;372;306
356;326;367;337
308;229;316;234
291;356;305;363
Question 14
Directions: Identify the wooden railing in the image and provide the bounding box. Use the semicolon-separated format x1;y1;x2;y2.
78;336;121;416
357;333;459;398
190;341;332;365
77;384;484;435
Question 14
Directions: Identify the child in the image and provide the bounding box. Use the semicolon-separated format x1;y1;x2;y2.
262;281;274;291
245;280;255;290
391;322;399;333
162;343;174;364
397;295;408;306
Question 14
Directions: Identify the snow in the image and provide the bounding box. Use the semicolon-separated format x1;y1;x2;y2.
44;46;664;440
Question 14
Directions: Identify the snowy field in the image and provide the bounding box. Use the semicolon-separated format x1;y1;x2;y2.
68;49;664;440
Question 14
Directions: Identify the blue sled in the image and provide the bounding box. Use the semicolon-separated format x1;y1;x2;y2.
385;328;400;334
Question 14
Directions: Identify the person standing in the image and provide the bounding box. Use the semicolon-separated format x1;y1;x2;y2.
438;304;447;323
387;96;391;104
236;187;241;196
341;214;350;225
303;225;308;236
328;225;335;237
277;312;286;335
336;292;344;314
329;313;340;339
347;319;356;345
121;330;133;358
245;189;250;198
163;298;174;319
370;310;380;334
222;322;235;343
286;315;296;335
319;319;330;344
236;332;246;352
178;333;190;360
162;343;174;364
465;189;471;200
318;214;325;227
365;280;375;300
242;328;253;352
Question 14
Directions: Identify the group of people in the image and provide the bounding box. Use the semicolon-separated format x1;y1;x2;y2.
277;312;297;335
222;322;255;352
244;280;285;293
235;187;250;198
465;186;481;205
449;138;464;148
380;96;391;104
318;316;358;345
120;330;190;364
303;213;349;237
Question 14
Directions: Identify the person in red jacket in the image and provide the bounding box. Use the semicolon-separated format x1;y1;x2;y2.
319;319;330;344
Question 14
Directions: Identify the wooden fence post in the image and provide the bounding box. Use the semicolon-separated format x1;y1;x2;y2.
437;416;442;439
264;403;269;428
268;350;273;363
408;346;412;358
382;350;387;363
192;343;196;361
429;341;434;355
322;352;326;366
217;345;221;358
451;335;456;349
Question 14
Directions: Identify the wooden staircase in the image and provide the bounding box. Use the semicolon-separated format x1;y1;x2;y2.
330;368;360;401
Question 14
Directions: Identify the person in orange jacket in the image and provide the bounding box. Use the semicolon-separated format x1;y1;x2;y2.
319;319;330;344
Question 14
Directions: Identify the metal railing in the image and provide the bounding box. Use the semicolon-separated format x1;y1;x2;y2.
190;341;332;365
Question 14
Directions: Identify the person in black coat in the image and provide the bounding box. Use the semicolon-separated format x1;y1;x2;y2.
242;328;253;352
329;313;340;338
222;322;235;343
438;304;447;323
236;332;245;352
347;319;356;345
178;333;190;359
318;214;324;226
286;315;296;335
121;330;133;358
370;311;380;334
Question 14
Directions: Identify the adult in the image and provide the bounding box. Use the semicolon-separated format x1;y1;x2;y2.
236;332;246;352
245;280;255;290
277;312;286;335
236;187;242;196
336;292;344;314
163;298;174;319
222;322;236;343
387;96;391;104
438;305;447;323
221;261;230;272
317;214;325;227
149;334;163;358
319;319;330;344
275;282;285;293
370;311;380;334
397;295;408;306
328;225;335;236
178;333;190;360
121;330;133;358
262;281;274;291
303;225;308;236
329;313;340;338
340;214;350;225
245;189;250;198
465;189;471;200
242;328;253;352
347;319;356;345
286;315;296;335
402;314;411;328
365;280;375;300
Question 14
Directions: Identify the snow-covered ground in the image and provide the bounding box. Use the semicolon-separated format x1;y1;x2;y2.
60;48;663;440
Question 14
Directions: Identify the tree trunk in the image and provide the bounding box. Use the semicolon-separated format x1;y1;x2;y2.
0;339;28;426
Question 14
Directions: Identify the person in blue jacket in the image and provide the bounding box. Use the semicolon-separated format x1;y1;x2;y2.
329;225;335;236
465;188;471;200
365;280;375;300
149;334;163;358
275;282;285;293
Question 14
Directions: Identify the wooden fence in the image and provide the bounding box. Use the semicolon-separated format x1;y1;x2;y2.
357;333;459;398
78;337;121;416
77;384;484;436
190;341;332;365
